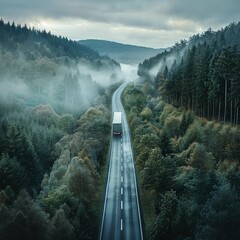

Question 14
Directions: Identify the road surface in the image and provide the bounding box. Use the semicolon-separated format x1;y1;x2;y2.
100;82;143;240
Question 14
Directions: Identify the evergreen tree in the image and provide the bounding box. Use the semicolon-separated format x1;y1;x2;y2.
0;154;27;192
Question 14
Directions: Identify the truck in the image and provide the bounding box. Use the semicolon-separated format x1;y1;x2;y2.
112;112;122;136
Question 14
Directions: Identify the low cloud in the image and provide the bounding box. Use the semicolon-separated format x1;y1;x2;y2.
120;63;138;81
0;79;30;101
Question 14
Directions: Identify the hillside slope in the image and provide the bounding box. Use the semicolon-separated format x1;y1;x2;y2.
0;20;122;113
122;83;240;239
79;39;166;64
138;22;240;124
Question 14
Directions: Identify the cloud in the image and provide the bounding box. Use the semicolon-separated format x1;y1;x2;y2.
1;0;239;48
165;0;240;28
0;78;30;102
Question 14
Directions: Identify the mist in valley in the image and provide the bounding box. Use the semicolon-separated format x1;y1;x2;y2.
0;52;122;117
120;63;138;81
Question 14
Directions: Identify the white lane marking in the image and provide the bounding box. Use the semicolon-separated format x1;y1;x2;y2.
121;158;123;163
121;200;123;209
121;219;123;231
121;166;123;171
121;176;123;182
121;187;123;195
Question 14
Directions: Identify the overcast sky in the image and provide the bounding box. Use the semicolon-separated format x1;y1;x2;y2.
1;0;240;48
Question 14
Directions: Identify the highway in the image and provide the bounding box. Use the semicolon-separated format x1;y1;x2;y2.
100;82;143;240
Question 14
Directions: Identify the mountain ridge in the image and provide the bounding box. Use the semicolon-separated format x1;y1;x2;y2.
79;39;167;64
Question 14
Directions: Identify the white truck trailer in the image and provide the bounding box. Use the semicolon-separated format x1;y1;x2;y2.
112;112;122;136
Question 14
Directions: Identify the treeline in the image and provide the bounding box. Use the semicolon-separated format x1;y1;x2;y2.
0;19;120;65
138;22;240;124
123;83;240;240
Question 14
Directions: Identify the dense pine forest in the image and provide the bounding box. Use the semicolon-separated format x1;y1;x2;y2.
0;19;122;239
121;22;240;240
138;22;240;125
123;83;240;240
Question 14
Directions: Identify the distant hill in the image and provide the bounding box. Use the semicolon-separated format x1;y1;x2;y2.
78;39;166;64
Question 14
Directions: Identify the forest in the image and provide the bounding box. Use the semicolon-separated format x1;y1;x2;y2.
138;22;240;125
121;22;240;239
0;19;122;239
123;82;240;240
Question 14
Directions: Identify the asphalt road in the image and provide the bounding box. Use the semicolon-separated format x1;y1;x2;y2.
100;82;143;240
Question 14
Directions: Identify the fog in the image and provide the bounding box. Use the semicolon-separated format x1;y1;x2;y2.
148;46;187;77
0;79;31;101
78;61;120;87
120;63;138;81
0;57;122;116
149;54;176;76
0;33;131;117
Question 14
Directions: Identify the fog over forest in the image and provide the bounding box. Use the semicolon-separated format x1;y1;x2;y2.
0;52;121;114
